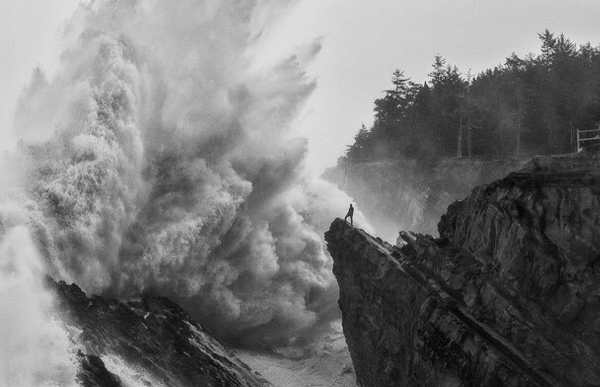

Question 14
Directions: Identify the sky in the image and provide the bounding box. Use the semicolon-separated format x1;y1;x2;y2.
0;0;80;149
2;0;600;172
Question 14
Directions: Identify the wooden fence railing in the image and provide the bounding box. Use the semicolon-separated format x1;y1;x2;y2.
577;125;600;152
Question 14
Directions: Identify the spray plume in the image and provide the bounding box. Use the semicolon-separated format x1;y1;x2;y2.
7;0;370;349
0;224;77;386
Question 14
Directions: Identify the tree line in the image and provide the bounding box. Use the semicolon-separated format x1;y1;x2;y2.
344;31;600;162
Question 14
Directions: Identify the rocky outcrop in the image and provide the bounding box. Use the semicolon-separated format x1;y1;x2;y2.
77;352;123;387
325;153;600;387
46;278;270;387
323;158;526;240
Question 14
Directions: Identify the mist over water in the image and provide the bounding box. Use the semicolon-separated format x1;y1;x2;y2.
0;226;77;386
4;0;369;356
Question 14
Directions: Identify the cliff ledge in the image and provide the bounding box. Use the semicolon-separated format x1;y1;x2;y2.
325;153;600;387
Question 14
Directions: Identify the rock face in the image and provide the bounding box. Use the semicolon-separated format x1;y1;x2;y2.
46;278;270;387
325;154;600;387
322;158;526;240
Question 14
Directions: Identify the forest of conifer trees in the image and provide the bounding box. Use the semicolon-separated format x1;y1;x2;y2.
344;31;600;163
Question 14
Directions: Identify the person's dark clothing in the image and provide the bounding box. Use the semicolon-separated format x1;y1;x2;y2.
344;204;354;226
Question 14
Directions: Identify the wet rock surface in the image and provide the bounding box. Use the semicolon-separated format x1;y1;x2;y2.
325;153;600;387
77;352;123;387
46;278;270;387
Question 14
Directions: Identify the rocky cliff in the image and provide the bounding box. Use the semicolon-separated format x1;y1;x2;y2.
325;153;600;387
323;158;526;241
46;278;270;387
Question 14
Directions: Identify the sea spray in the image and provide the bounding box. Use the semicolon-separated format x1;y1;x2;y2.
10;0;372;348
0;225;77;387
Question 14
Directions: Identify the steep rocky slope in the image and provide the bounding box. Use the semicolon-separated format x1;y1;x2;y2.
46;278;270;387
325;154;600;387
323;158;526;240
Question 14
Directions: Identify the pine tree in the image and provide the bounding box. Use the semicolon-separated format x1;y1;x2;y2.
343;31;600;163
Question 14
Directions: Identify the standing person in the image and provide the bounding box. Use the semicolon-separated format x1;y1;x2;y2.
344;204;354;226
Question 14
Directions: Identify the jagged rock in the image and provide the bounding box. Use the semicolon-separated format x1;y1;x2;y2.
45;278;270;387
325;154;600;387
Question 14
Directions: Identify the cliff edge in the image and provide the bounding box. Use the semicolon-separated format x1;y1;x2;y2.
323;158;526;240
325;154;600;387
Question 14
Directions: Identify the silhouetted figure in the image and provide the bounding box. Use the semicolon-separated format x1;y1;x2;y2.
396;232;406;248
344;204;354;226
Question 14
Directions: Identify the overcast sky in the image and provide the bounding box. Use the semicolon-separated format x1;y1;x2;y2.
2;0;600;172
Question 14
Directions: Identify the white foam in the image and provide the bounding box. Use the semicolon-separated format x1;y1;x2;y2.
0;226;77;387
102;354;166;387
